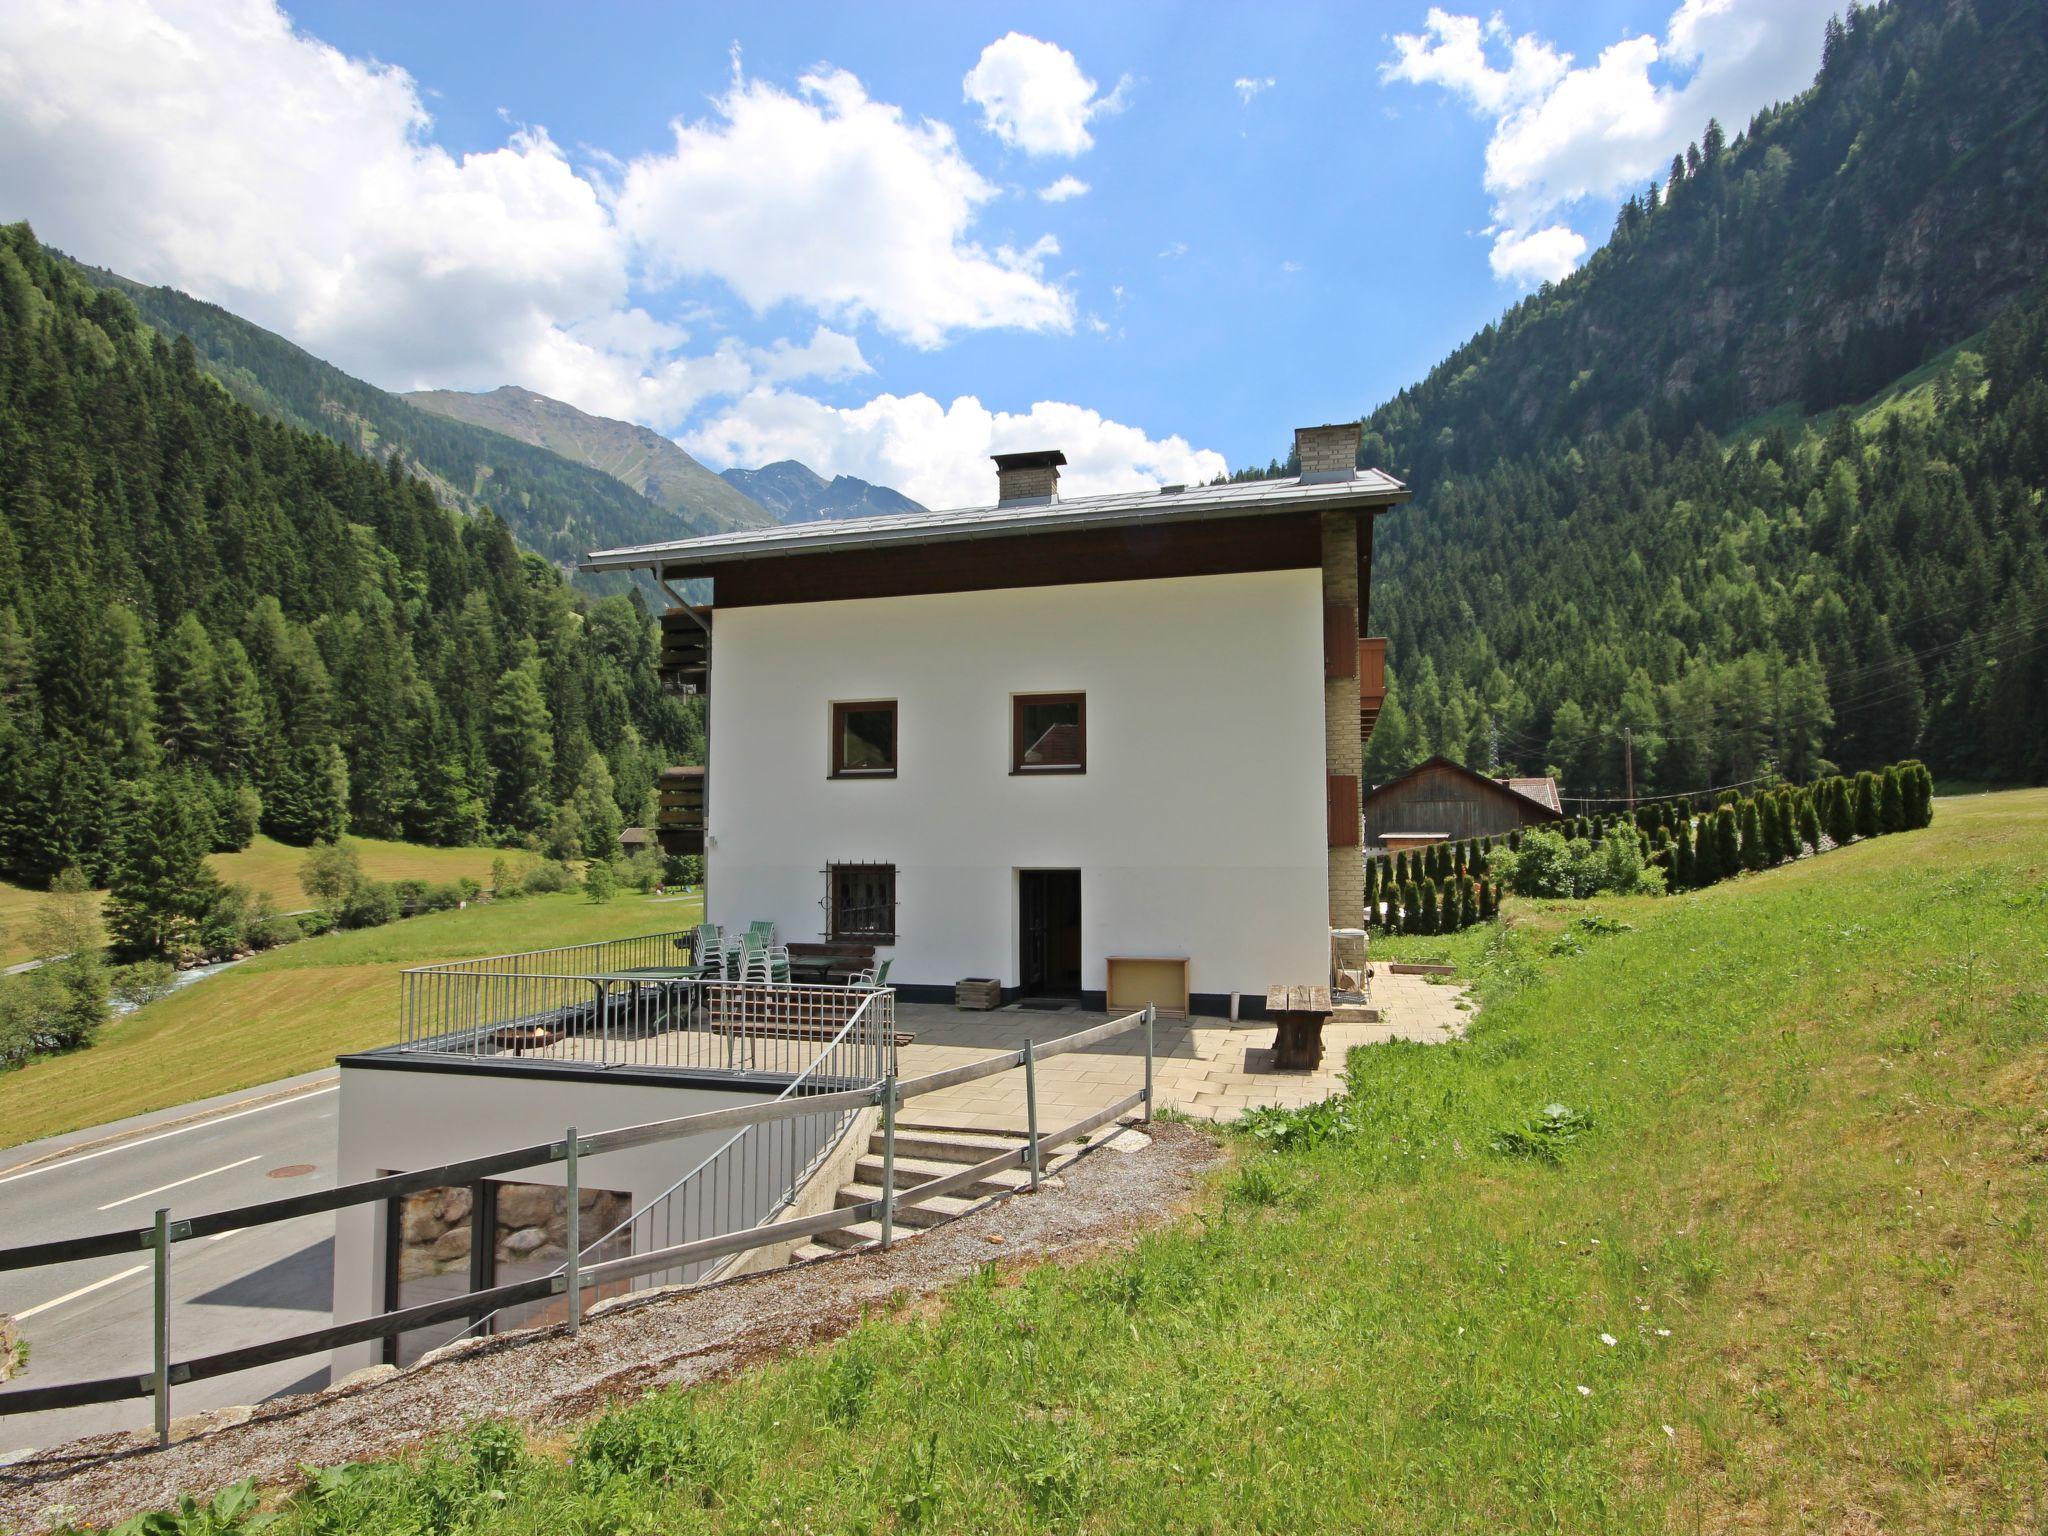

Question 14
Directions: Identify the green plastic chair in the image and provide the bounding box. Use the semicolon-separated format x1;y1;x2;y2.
746;920;777;947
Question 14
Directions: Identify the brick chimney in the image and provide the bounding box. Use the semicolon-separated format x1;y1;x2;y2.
1295;422;1361;485
992;449;1066;506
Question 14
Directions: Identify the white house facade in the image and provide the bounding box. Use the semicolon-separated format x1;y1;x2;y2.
586;423;1410;1017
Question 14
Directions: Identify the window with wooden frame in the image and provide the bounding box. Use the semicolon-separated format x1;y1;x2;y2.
827;862;897;942
1012;692;1086;773
830;700;898;778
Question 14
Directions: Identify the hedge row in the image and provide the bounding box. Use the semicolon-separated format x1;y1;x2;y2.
1365;758;1935;930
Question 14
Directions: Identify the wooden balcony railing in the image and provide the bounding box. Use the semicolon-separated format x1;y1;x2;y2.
656;765;705;856
659;608;710;697
1359;637;1388;742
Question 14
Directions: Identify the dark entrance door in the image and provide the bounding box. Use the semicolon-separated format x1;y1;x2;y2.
1019;869;1082;997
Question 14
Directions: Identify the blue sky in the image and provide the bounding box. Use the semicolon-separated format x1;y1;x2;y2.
0;0;1838;506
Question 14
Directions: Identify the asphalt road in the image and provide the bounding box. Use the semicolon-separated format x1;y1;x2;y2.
0;1080;340;1456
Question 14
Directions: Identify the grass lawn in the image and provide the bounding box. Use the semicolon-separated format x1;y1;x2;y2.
0;836;511;968
243;788;2047;1533
0;889;701;1149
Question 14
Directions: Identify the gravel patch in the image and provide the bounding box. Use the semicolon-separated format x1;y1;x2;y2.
1;1121;1223;1534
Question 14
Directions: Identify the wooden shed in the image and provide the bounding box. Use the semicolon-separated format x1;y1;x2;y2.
1363;756;1563;849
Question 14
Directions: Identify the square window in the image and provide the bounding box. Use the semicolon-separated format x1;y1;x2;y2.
831;700;897;777
828;862;896;941
1012;693;1086;773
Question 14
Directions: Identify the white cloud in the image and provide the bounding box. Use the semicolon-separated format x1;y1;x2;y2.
1037;175;1090;203
749;326;871;384
1234;76;1277;105
1280;259;1304;274
1487;224;1586;284
1383;0;1838;283
686;390;1226;509
617;66;1072;349
1158;241;1188;260
0;0;1074;428
0;0;629;394
963;33;1129;157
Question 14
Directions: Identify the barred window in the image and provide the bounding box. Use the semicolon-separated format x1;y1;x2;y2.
827;862;896;941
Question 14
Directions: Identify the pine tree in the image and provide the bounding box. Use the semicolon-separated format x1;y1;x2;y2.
102;776;222;958
156;613;220;767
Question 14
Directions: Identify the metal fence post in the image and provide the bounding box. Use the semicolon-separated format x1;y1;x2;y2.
564;1127;581;1336
880;1078;897;1249
1143;1004;1156;1123
1024;1038;1041;1192
151;1206;170;1448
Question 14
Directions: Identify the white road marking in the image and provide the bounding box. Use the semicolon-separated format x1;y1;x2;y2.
15;1264;148;1321
97;1155;261;1211
0;1084;337;1188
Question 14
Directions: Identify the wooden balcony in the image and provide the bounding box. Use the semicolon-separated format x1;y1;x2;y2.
1359;637;1388;742
659;608;710;696
656;765;705;856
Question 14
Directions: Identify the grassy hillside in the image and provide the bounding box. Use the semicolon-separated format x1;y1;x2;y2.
254;790;2046;1532
210;836;510;913
0;838;512;967
0;888;701;1147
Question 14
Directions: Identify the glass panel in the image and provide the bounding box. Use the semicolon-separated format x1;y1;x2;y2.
838;706;895;772
491;1181;633;1336
391;1184;475;1366
1018;698;1082;768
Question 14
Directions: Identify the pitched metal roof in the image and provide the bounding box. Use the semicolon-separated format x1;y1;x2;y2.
582;467;1409;572
1364;755;1565;822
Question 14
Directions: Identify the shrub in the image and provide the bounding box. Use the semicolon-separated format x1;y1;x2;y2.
1490;1102;1595;1164
622;847;664;893
300;839;364;912
1880;767;1908;833
523;860;577;895
112;959;179;1010
1738;799;1767;871
584;860;619;904
338;879;401;929
393;878;431;915
1417;879;1439;935
1796;793;1823;855
1853;772;1881;838
1714;805;1741;876
1491;828;1576;898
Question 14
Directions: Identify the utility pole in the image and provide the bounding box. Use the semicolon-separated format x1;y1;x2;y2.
1622;726;1636;813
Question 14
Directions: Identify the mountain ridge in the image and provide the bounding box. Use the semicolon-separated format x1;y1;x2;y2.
720;459;925;523
404;385;773;533
64;263;734;575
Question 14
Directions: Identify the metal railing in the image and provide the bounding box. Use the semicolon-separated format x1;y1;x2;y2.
0;1006;1155;1445
396;933;897;1083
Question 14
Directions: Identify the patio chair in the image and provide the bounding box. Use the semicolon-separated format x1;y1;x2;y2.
693;923;724;975
852;957;892;989
747;919;777;947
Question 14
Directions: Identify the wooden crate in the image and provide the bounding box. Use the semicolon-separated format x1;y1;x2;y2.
955;977;1002;1011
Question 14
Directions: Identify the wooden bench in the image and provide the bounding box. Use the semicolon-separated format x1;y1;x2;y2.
1264;986;1335;1071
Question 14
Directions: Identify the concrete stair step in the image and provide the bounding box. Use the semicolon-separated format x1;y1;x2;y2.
836;1182;976;1227
853;1154;1032;1198
789;1242;836;1264
1330;1006;1381;1023
813;1219;892;1251
867;1127;1026;1164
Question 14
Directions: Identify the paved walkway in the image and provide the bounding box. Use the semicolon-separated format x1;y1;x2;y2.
893;969;1471;1133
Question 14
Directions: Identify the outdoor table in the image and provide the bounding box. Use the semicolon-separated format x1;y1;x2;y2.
1264;985;1335;1071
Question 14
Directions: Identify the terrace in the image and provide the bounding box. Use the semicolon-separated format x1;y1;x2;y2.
373;930;1467;1123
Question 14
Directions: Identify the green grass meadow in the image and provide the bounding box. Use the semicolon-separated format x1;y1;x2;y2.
196;788;2048;1535
0;889;700;1149
0;836;510;969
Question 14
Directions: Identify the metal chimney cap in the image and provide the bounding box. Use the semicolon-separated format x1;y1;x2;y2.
990;449;1068;470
